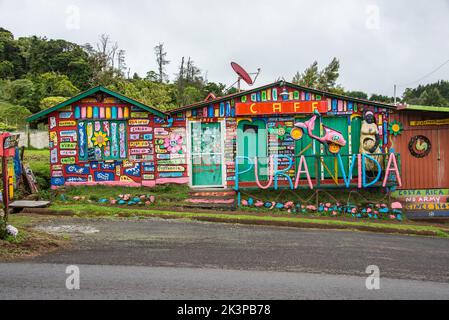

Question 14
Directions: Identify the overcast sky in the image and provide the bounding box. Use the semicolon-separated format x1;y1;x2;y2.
1;0;449;97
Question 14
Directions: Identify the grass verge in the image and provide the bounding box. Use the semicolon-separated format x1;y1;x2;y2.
49;203;449;238
0;215;68;261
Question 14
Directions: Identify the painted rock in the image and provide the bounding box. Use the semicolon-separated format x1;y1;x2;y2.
118;200;126;205
284;201;294;209
145;201;152;205
127;201;136;205
98;198;108;203
396;214;402;221
356;213;362;218
391;202;403;209
325;203;331;208
389;215;396;219
264;202;272;208
332;211;337;216
318;206;324;212
367;208;372;213
306;205;317;211
351;208;357;214
275;203;284;209
379;208;389;213
110;199;117;205
149;196;155;203
132;197;140;202
255;201;264;207
241;199;248;206
247;198;254;206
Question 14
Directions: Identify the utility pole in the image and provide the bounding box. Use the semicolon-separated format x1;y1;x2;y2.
394;84;397;105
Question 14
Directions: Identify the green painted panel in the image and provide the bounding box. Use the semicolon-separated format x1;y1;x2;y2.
191;122;223;186
237;120;267;182
294;117;320;178
321;117;349;179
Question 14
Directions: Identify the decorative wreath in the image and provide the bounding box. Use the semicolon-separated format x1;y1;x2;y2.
408;135;431;158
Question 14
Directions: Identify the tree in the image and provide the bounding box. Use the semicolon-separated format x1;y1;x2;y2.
292;61;319;87
292;58;340;91
345;90;369;99
39;96;67;110
0;104;31;128
317;57;340;90
1;79;36;110
154;43;169;83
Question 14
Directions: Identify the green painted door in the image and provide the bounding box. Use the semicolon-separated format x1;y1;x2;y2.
321;116;349;179
237;120;267;182
191;122;223;186
294;117;320;178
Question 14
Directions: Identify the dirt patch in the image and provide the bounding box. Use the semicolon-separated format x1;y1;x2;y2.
0;230;68;262
34;225;99;235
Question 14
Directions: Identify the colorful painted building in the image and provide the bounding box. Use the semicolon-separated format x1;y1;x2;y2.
27;86;190;188
28;81;406;193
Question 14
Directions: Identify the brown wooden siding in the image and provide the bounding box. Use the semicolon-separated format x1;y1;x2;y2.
391;111;449;189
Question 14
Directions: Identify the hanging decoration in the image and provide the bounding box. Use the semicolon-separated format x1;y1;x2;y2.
388;120;403;136
409;135;431;158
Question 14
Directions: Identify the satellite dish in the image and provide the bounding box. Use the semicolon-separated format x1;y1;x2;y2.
231;62;253;85
228;62;261;92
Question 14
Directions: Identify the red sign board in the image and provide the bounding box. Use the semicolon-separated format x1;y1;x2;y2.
235;101;328;116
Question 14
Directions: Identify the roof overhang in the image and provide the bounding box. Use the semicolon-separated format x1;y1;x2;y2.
27;86;167;122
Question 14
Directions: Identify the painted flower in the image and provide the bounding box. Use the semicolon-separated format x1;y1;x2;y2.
164;133;185;154
92;131;109;147
388;120;403;136
268;124;291;140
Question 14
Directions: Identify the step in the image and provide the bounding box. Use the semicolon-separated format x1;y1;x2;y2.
185;198;236;205
189;191;236;197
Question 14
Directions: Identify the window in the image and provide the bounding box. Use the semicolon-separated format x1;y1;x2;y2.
78;120;127;161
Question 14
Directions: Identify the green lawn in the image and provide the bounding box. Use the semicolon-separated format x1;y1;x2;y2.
23;148;51;191
50;203;449;238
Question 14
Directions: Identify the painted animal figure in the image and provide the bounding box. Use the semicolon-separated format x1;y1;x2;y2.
292;113;347;154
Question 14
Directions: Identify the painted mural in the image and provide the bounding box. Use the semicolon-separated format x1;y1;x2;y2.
47;89;188;189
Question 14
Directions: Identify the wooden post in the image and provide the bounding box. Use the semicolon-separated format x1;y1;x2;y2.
2;156;9;223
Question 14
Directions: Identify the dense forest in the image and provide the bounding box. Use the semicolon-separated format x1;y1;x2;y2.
0;27;448;130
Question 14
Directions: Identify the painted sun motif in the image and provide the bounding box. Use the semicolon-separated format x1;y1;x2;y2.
92;131;109;148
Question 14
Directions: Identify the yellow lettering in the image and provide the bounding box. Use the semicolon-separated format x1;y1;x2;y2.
312;102;318;111
250;103;257;114
273;103;282;113
294;102;301;112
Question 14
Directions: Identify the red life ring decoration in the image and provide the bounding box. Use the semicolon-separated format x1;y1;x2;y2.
408;135;431;158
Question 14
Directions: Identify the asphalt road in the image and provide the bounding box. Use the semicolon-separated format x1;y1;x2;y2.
1;216;449;299
1;263;449;299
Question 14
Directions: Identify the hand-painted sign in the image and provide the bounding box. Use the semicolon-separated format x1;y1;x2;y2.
129;119;150;125
60;150;77;156
58;120;77;127
235;101;328;116
123;163;141;177
130;148;152;155
159;172;184;178
66;176;88;183
129;141;150;147
60;142;77;149
65;164;90;175
410;118;449;126
94;171;115;181
157;165;185;172
61;157;76;164
51;177;65;186
405;203;449;210
2;134;20;149
59;111;73;119
130;126;153;133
